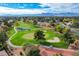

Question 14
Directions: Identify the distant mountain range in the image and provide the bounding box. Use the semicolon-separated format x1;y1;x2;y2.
41;12;79;16
0;12;79;16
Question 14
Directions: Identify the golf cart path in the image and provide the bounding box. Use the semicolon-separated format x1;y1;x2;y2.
7;27;23;48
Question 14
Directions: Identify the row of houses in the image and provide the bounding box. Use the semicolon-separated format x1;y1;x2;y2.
39;45;76;56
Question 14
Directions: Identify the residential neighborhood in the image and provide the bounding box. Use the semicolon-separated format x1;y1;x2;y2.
0;16;79;56
0;3;79;56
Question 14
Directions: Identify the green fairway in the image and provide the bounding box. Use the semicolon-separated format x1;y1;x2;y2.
8;20;68;48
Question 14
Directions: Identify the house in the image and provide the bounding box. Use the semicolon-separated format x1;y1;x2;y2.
38;22;51;28
69;40;79;50
39;46;76;56
0;50;8;56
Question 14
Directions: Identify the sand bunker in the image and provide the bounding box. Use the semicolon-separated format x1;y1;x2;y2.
23;33;34;39
47;37;60;43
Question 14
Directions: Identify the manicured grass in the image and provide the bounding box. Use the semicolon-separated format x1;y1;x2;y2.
8;20;68;48
38;40;68;48
17;21;38;29
11;29;60;46
11;30;36;46
44;29;61;40
52;41;68;48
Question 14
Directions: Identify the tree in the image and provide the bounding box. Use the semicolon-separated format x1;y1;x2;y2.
62;27;69;33
23;45;40;56
71;22;79;28
0;32;9;53
33;20;38;25
55;24;64;33
49;20;55;27
20;52;24;56
27;48;40;56
63;30;75;45
14;20;19;26
34;30;45;40
0;43;4;51
3;21;8;26
0;32;8;44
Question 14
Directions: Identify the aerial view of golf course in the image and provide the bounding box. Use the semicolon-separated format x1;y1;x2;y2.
0;3;79;56
8;19;65;48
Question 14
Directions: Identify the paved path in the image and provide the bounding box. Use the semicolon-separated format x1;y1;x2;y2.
7;27;23;48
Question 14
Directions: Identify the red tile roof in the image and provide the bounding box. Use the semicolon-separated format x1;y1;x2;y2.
39;46;76;56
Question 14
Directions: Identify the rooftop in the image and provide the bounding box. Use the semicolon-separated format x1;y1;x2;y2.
0;50;8;56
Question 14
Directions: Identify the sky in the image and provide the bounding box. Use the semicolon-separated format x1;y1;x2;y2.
0;3;79;16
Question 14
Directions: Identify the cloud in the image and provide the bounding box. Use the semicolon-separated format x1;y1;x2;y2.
0;3;79;16
40;3;79;13
0;6;46;15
